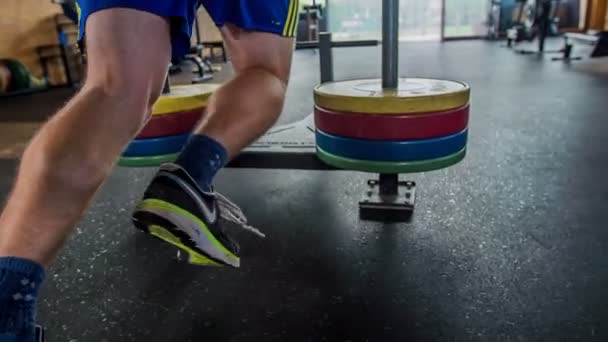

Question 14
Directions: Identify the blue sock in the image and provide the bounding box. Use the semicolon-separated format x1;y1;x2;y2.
0;257;45;342
174;134;228;190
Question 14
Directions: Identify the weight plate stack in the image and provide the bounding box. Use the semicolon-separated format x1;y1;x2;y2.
152;83;218;115
119;84;219;167
313;78;470;173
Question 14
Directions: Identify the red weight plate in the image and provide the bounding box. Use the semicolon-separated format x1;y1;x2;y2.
314;104;469;140
137;108;205;139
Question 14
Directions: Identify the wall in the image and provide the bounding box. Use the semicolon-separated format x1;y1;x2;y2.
605;2;608;29
1;3;221;80
581;0;589;28
588;0;607;29
193;8;223;43
0;0;62;77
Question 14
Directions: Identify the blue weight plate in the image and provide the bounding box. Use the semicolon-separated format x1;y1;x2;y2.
315;129;468;162
122;134;189;157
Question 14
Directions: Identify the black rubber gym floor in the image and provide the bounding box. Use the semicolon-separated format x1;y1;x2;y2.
2;40;608;341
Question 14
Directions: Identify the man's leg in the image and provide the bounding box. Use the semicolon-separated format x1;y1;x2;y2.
173;24;294;189
0;8;171;339
195;24;294;157
132;22;295;268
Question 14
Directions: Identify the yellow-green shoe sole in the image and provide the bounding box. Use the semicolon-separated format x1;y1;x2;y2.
134;198;240;267
148;225;222;266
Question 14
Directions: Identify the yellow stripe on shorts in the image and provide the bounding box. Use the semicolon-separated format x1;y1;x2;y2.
289;0;300;36
283;0;299;37
75;1;81;21
75;1;82;36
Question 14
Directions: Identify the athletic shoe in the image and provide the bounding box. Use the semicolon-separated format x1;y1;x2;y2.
131;163;264;267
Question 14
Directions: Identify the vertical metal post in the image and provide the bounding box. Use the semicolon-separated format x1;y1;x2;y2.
319;32;334;83
440;0;446;41
359;0;415;222
379;174;399;195
322;0;329;33
380;0;400;195
382;0;399;89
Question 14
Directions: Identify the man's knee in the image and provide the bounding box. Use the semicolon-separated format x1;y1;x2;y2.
82;63;165;134
85;61;164;108
84;7;170;111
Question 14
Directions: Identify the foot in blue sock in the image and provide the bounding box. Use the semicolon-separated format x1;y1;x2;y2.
0;257;45;342
174;134;227;190
132;134;265;267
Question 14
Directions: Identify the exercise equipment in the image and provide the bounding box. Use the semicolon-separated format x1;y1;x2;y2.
296;39;379;50
137;109;204;139
314;78;470;114
183;13;215;83
506;0;562;54
516;0;561;54
122;134;189;157
315;129;468;162
119;153;178;167
120;0;469;223
313;0;468;222
296;1;323;43
553;31;608;62
317;147;467;174
152;83;218;115
0;59;47;96
118;80;215;164
0;59;30;92
486;0;502;40
314;105;469;140
506;0;537;46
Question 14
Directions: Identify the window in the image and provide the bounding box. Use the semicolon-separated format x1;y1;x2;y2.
328;0;443;41
443;0;491;38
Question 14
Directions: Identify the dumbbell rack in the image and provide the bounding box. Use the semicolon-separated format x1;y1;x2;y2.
228;0;415;222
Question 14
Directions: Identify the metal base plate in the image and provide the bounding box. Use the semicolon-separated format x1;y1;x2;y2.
359;180;416;222
227;114;335;170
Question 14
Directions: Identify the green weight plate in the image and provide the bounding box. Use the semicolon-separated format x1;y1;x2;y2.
1;59;28;91
118;153;177;167
316;147;466;173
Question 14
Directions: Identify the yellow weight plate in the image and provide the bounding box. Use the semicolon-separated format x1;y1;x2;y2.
152;83;220;116
314;78;470;114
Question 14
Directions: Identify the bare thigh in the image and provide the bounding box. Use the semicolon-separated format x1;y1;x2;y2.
221;24;294;81
84;8;172;109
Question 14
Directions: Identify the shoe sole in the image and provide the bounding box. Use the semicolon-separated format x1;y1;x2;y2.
132;198;240;268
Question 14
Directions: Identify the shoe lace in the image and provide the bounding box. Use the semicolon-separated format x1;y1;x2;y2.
215;192;266;238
